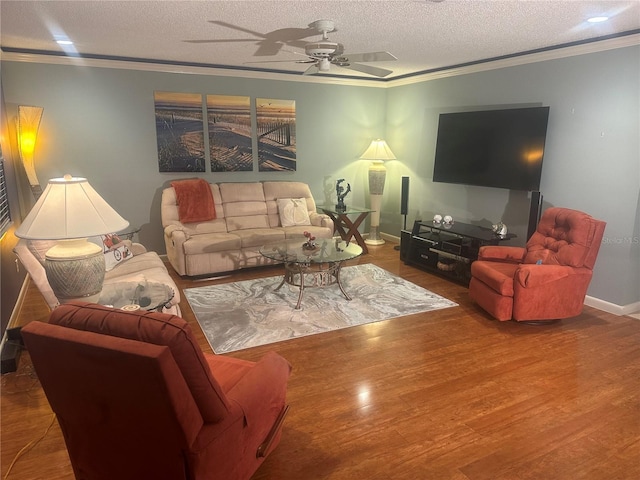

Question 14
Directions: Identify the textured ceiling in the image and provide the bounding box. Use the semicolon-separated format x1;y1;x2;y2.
1;0;639;81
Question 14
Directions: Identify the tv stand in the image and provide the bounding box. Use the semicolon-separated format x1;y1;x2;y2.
404;220;516;286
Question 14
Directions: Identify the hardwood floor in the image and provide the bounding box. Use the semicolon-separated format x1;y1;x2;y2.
2;243;639;479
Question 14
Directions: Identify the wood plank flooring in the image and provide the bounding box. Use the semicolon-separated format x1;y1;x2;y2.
2;243;639;479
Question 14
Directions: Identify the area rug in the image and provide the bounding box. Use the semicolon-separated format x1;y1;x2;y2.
184;264;458;353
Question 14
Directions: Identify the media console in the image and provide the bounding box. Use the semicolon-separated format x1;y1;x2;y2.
402;220;517;286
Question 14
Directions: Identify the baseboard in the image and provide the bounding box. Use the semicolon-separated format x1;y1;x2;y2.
381;232;400;244
584;296;640;317
1;276;31;374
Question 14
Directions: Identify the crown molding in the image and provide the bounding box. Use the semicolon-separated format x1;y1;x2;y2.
0;50;382;88
2;32;638;89
386;32;640;87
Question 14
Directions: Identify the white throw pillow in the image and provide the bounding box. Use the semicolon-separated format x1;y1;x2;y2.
100;234;133;271
277;198;311;227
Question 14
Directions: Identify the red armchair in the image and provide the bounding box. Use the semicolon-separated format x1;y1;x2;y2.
21;302;291;480
469;207;606;322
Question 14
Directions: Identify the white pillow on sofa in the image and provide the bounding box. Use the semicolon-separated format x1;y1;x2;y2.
277;198;311;227
97;234;133;271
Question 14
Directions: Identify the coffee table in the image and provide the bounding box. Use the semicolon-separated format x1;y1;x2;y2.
260;238;363;309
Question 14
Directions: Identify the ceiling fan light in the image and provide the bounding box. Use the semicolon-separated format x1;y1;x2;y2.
318;58;331;71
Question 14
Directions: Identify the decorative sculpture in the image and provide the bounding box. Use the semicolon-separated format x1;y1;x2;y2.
335;179;351;211
492;222;508;236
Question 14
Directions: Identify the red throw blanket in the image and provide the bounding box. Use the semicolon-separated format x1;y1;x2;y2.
171;179;216;223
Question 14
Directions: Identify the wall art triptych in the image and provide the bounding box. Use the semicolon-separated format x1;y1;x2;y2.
154;92;296;173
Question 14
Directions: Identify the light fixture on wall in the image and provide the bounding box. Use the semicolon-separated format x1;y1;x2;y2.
359;139;397;245
16;105;44;200
15;175;129;304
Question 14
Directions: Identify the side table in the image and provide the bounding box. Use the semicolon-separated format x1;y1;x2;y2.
318;206;372;254
116;225;141;241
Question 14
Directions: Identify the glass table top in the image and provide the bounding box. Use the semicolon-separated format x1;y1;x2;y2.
260;238;363;264
317;205;373;215
99;280;174;311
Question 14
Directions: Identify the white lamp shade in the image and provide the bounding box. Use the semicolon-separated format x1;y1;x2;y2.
15;175;129;240
359;139;397;162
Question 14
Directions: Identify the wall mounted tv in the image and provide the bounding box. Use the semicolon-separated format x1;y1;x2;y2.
432;106;550;191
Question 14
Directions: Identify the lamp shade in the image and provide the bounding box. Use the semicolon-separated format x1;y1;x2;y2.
15;175;129;240
359;139;397;162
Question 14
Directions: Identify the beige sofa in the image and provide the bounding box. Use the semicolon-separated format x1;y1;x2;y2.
14;239;181;315
161;181;334;277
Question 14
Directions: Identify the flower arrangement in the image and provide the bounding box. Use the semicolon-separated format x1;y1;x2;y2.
302;231;317;250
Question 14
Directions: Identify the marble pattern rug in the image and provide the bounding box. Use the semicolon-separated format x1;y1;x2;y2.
184;263;458;354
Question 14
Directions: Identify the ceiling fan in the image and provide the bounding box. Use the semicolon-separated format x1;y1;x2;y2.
247;20;397;78
186;21;317;57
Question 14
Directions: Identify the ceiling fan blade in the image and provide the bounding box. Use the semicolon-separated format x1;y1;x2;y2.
244;59;315;65
206;22;317;57
244;59;305;64
343;63;393;78
342;51;397;63
184;38;257;44
254;41;284;56
303;64;320;75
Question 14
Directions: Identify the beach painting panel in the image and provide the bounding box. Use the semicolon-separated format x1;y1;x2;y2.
207;95;253;172
257;98;296;172
154;91;205;172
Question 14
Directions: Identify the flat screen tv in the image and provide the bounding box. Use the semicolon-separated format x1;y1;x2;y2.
432;106;550;191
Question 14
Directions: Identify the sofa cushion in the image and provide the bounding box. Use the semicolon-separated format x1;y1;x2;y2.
233;228;286;248
177;219;229;236
104;251;181;306
226;213;271;232
277;198;311;227
470;261;519;296
524;207;603;268
49;302;231;423
14;239;59;310
283;225;332;239
184;233;242;255
219;182;265;203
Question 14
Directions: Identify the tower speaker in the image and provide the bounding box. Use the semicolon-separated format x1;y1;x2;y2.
400;176;410;215
527;191;542;240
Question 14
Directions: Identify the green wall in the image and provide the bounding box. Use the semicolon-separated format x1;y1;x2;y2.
2;43;639;308
383;45;639;307
1;61;386;251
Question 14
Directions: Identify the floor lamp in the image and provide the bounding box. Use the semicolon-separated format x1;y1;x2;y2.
15;175;129;303
360;139;397;246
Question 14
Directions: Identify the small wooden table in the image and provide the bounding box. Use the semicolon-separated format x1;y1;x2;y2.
318;206;372;254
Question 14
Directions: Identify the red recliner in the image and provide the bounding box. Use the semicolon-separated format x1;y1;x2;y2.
469;207;606;322
21;301;291;480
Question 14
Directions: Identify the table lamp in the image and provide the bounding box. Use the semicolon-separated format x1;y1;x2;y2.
15;175;129;303
359;139;396;245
